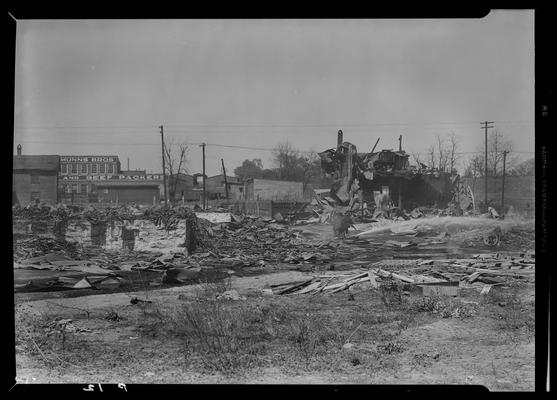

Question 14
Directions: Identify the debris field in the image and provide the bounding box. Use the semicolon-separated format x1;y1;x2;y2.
13;202;535;388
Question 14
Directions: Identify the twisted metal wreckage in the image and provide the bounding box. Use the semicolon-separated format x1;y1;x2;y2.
318;130;475;215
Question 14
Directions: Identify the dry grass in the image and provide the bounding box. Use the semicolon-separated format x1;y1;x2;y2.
15;278;535;382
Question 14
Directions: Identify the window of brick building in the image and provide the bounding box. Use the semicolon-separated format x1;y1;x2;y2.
91;164;97;174
99;164;105;174
31;191;40;202
71;164;77;174
106;164;113;174
81;164;87;174
80;184;88;193
61;163;67;174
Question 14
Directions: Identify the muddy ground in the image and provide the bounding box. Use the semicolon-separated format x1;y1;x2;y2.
13;216;535;390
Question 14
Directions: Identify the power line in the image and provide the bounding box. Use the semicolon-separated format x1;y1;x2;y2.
14;125;159;130
13;119;534;131
14;139;535;156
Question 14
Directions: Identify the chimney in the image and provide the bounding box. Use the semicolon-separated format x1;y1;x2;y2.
337;130;343;149
16;144;22;156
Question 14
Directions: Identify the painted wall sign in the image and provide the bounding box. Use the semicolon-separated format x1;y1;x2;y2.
61;174;163;181
60;156;117;163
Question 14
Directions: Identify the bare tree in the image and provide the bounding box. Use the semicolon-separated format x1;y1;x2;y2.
508;158;534;176
411;152;426;169
464;154;484;178
426;145;436;169
463;153;485;193
429;133;461;173
487;130;514;176
447;132;461;173
299;151;320;190
163;137;189;204
436;135;449;172
464;130;516;178
273;141;300;181
463;130;519;199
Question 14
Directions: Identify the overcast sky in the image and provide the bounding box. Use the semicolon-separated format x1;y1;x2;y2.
13;11;534;176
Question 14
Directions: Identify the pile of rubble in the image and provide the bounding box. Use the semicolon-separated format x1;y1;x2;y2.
272;251;535;296
13;237;82;261
12;203;74;222
194;214;331;267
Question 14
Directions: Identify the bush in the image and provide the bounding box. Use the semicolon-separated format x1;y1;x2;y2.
171;300;265;374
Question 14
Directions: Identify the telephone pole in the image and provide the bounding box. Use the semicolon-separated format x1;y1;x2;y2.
481;121;494;211
501;150;509;217
398;135;402;152
200;143;206;210
159;125;168;205
221;158;229;201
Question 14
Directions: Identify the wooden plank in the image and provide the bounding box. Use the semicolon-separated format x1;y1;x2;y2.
276;278;315;295
293;281;323;295
341;272;370;284
413;280;459;287
323;281;352;291
465;271;483;283
329;276;370;293
313;276;335;294
375;269;414;283
472;268;535;277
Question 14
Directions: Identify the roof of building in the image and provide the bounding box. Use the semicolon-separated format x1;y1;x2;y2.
13;155;60;172
60;155;120;159
119;170;147;176
206;174;242;183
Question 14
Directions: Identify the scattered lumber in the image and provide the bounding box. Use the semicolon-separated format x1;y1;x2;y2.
274;251;534;296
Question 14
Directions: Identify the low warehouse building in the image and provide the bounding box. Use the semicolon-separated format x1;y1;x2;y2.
244;178;308;201
96;182;160;205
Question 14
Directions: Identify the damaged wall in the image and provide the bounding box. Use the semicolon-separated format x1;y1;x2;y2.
14;218;190;254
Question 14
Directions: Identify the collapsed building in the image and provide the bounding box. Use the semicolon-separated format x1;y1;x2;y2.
319;130;466;212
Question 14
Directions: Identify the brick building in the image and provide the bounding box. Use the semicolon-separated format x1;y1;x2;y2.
58;155;164;205
13;148;60;206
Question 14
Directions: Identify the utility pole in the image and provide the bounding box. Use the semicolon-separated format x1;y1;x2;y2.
159;125;168;205
398;135;403;152
221;158;229;201
200;143;206;210
127;157;130;171
481;121;494;212
501;150;509;217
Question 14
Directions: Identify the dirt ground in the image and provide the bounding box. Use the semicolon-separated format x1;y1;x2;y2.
13;216;536;390
14;272;535;389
